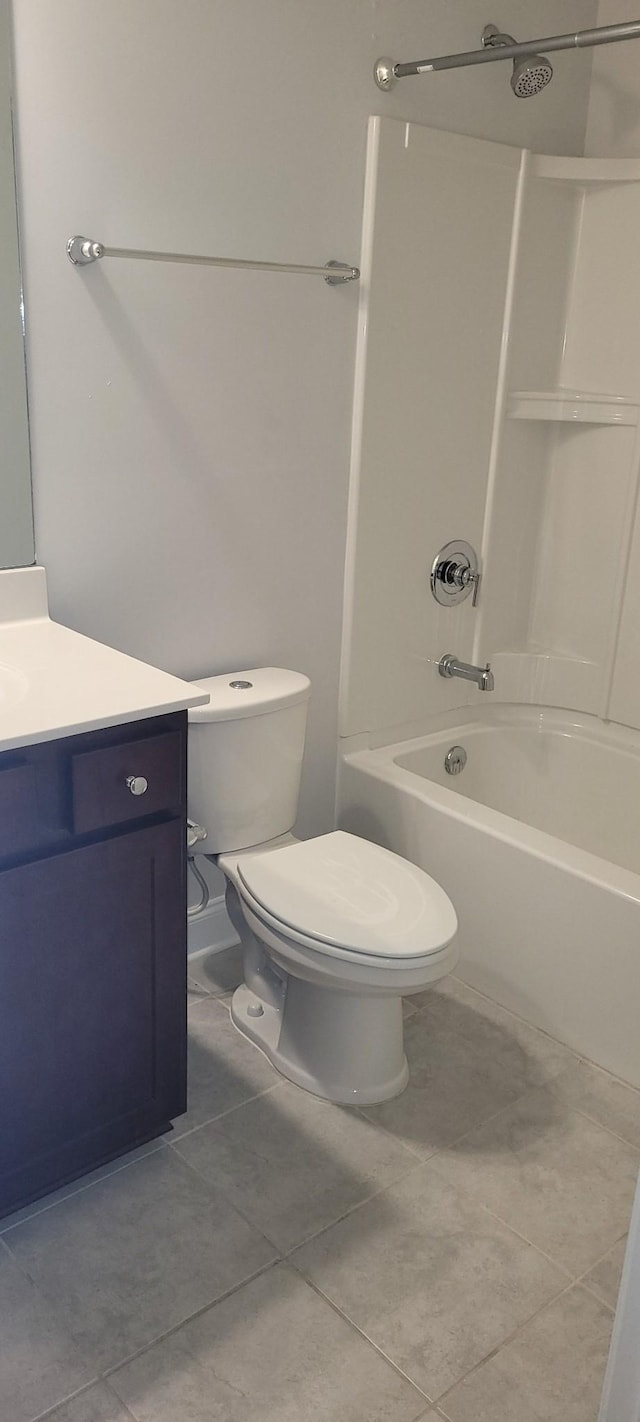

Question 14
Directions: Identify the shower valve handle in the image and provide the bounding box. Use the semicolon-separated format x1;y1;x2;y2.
431;542;481;608
445;562;481;606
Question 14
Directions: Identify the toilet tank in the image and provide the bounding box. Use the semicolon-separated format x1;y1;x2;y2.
187;668;311;853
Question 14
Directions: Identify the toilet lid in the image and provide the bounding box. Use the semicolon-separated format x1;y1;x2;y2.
236;831;457;959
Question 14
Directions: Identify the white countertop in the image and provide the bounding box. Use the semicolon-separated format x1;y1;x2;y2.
0;567;208;751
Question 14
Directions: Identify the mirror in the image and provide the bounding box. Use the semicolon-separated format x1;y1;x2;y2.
0;0;34;568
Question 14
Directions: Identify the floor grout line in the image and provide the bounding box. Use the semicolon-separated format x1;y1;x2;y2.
574;1231;628;1313
426;1087;541;1152
165;1141;288;1252
575;1229;629;1283
1;1072;286;1238
351;1107;438;1162
2;1159;285;1407
473;986;640;1095
550;1049;640;1097
351;1014;607;1166
352;1083;539;1165
278;1157;428;1259
544;1090;640;1154
357;1069;559;1163
412;996;582;1066
577;1279;618;1315
99;1257;281;1383
6;1248;281;1391
291;1254;577;1415
421;975;640;1101
186;994;237;1020
0;1143;167;1238
287;1260;435;1406
449;1191;579;1285
33;1377;137;1422
397;1067;640;1176
187;988;235;1009
169;1107;427;1260
166;1079;282;1143
429;977;594;1064
435;1278;579;1410
428;1164;632;1295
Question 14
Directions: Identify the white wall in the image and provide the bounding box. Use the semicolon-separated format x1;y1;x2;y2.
11;0;595;839
0;0;34;569
586;0;640;157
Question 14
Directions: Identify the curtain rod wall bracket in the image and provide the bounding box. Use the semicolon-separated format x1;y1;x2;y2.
374;58;398;91
66;237;360;285
67;238;104;265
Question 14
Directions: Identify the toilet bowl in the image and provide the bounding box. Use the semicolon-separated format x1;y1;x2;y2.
188;669;458;1104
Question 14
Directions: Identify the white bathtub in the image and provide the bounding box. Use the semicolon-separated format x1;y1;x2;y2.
339;706;640;1087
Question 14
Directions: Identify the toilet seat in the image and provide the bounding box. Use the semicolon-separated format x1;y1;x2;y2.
235;830;457;963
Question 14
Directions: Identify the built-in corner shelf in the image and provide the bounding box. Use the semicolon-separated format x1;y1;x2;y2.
508;389;639;426
530;154;640;185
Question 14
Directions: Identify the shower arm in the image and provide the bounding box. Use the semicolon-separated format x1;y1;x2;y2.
374;19;640;88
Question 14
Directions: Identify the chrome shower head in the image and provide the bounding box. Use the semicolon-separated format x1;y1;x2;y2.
482;25;553;98
511;52;553;97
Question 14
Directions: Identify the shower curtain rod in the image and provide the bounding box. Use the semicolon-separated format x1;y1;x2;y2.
375;17;640;88
66;237;360;285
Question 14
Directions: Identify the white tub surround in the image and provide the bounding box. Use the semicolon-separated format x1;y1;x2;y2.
0;567;207;749
478;152;640;726
340;120;640;737
339;706;640;1087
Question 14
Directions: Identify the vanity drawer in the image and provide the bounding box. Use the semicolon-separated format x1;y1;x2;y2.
0;762;39;856
72;731;183;834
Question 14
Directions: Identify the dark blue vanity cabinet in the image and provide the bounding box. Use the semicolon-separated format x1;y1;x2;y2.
0;711;187;1219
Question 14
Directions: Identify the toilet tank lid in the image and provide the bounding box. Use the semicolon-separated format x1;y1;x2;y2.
188;667;311;723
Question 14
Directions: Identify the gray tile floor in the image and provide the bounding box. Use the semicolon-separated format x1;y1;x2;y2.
2;946;636;1421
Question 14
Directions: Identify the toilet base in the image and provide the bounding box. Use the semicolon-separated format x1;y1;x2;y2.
230;978;409;1105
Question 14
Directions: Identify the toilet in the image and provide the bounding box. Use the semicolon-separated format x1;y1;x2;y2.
187;668;458;1104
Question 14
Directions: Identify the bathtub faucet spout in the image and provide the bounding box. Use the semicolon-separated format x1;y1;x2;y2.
438;653;494;692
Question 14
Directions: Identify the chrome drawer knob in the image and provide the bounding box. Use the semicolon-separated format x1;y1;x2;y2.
126;775;148;796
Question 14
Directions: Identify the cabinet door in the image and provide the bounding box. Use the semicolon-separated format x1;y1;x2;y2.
0;819;186;1215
